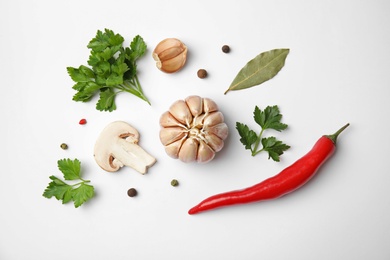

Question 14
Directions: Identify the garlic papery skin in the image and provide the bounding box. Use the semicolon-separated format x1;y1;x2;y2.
153;38;187;73
159;95;229;163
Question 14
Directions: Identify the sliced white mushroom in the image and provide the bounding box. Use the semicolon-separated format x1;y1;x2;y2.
94;121;156;174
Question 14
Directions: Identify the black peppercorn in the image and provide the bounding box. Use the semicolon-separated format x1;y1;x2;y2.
127;188;137;197
197;69;207;79
222;45;230;53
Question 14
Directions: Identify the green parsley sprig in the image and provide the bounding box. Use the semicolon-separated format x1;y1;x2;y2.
236;105;290;161
43;158;95;208
67;29;150;112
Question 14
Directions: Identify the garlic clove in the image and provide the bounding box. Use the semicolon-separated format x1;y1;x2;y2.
203;98;219;114
178;138;198;163
153;38;187;73
160;111;186;128
155;45;186;62
185;95;203;117
164;138;186;159
159;53;187;73
205;122;229;140
169;100;193;127
153;38;184;56
192;114;206;128
197;141;216;163
205;134;224;152
203;111;225;127
159;127;187;146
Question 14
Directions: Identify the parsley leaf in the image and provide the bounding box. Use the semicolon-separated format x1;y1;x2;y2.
254;105;288;131
58;158;81;180
96;88;117;112
236;122;257;149
67;66;92;83
43;158;95;208
43;176;73;201
87;29;124;52
72;183;95;208
129;35;147;61
236;105;290;161
261;137;291;162
67;29;151;112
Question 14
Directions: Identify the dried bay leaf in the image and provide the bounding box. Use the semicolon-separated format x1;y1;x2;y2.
224;48;289;94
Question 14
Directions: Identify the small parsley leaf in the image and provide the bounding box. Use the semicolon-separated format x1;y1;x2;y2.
72;183;95;208
43;176;73;201
236;122;257;150
96;88;117;112
261;137;291;162
43;159;95;208
236;105;290;161
67;67;91;83
254;105;288;131
87;29;124;52
58;158;81;180
130;35;147;61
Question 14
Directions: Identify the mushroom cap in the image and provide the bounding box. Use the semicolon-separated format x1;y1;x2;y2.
94;121;140;172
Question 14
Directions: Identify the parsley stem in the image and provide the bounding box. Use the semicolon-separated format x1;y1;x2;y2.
252;148;265;156
70;179;90;187
252;129;264;156
134;75;151;105
134;75;142;92
120;78;151;105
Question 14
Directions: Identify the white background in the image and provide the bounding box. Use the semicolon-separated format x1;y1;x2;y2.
1;0;390;259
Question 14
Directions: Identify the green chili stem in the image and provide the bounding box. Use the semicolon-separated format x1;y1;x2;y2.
325;123;350;145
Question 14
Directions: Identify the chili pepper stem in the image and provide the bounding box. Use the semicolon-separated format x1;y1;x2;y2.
325;123;350;145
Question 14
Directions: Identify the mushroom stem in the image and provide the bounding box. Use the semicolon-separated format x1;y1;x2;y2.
113;139;156;174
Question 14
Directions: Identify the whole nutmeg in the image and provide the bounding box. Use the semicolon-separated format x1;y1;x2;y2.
152;38;188;73
159;96;229;163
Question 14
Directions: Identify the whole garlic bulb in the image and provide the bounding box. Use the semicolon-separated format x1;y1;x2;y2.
159;95;229;163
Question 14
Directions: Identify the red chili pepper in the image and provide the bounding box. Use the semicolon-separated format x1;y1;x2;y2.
79;119;87;125
188;123;350;215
